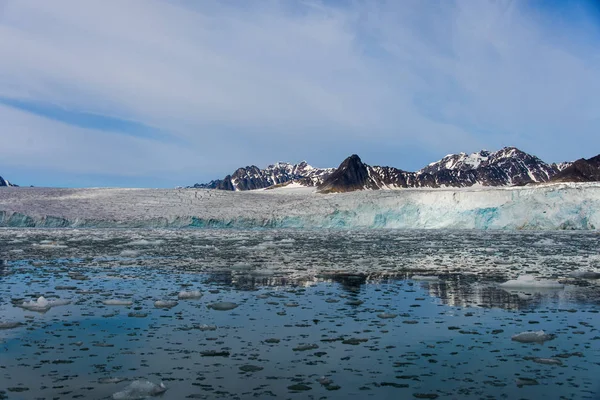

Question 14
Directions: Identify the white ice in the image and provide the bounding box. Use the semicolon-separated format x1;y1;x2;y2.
103;299;133;306
499;275;564;289
112;380;167;400
20;296;70;312
0;183;598;229
178;290;202;299
511;330;555;343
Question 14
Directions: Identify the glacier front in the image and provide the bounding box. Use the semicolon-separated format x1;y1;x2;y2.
0;183;598;230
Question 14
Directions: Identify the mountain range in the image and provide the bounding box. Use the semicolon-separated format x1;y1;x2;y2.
191;147;599;193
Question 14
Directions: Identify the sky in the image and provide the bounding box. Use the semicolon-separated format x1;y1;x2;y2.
0;0;599;188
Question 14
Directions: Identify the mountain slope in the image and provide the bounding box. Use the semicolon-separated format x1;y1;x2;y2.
191;161;333;191
0;176;15;187
317;147;559;193
418;147;558;186
550;154;600;183
191;147;583;192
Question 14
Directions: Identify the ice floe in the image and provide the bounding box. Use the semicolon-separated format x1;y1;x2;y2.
103;299;133;306
153;300;178;309
511;330;556;343
112;380;167;399
177;290;202;299
19;296;71;312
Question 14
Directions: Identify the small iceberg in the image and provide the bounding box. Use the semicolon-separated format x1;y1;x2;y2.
0;321;24;329
499;275;563;289
103;299;133;306
511;330;556;343
207;302;238;311
154;300;178;309
20;296;71;312
178;291;202;299
112;380;167;399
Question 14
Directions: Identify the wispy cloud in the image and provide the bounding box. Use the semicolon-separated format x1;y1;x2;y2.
0;0;598;187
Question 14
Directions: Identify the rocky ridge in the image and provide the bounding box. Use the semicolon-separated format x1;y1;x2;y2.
191;147;597;193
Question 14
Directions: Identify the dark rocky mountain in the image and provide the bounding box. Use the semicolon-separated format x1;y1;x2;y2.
550;154;600;183
317;155;377;193
0;176;16;187
317;147;561;193
191;147;592;193
416;147;558;187
191;161;334;191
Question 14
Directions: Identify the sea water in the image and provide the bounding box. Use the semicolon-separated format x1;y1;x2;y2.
0;229;599;399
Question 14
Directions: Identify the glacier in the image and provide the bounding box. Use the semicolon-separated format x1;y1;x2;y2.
0;183;598;230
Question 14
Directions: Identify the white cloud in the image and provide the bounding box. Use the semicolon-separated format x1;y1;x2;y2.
0;105;199;176
0;0;598;186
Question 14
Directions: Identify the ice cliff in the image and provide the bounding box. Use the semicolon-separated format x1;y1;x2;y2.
0;183;598;230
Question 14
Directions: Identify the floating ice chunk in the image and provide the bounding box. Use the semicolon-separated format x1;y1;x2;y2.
112;380;167;399
195;324;217;331
99;377;127;384
516;377;539;387
411;275;439;281
499;275;563;289
120;250;139;257
178;291;202;299
154;300;178;309
207;302;238;311
20;296;69;312
36;241;68;249
377;312;397;319
128;239;164;246
569;271;600;279
0;321;24;329
103;299;133;306
21;296;50;312
531;357;563;365
511;330;556;343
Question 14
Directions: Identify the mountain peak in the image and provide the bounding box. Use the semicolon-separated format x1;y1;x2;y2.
317;154;374;193
0;176;16;187
551;154;600;183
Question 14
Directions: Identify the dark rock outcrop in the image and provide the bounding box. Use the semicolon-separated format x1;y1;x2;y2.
317;155;374;193
550;154;600;182
0;176;16;187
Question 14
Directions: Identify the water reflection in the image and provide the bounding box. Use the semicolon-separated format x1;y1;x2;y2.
0;259;8;277
202;271;600;311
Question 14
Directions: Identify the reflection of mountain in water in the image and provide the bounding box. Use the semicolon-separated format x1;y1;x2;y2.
201;271;599;310
424;278;541;310
208;271;398;292
424;276;600;310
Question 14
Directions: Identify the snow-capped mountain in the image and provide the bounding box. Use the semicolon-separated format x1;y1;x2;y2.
417;147;558;187
191;147;593;192
554;162;573;172
0;176;15;187
191;161;334;191
317;148;562;193
551;154;600;183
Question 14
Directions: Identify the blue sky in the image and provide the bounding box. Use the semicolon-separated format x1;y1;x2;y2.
0;0;599;188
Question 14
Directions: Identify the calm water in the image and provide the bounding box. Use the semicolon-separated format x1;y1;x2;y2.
1;229;599;399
